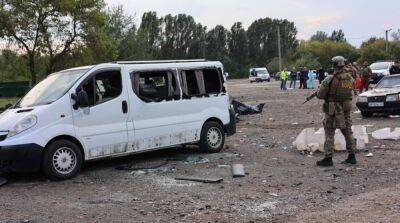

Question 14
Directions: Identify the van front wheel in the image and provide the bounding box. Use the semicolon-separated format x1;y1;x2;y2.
199;121;225;153
42;140;83;181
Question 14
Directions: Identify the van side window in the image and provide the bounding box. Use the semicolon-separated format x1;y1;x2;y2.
181;68;225;98
203;68;223;94
131;70;179;103
80;71;122;106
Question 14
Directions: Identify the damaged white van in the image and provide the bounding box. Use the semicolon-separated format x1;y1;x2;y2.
0;60;236;180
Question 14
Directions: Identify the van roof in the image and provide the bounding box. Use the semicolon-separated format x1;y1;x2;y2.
61;60;223;73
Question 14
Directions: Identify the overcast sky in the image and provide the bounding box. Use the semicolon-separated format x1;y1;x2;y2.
105;0;400;47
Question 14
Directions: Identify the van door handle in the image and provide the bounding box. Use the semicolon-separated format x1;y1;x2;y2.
122;100;128;114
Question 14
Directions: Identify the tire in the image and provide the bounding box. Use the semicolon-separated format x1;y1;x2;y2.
361;111;373;118
42;140;83;181
199;121;225;153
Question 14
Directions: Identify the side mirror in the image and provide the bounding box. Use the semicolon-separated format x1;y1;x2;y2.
72;90;89;110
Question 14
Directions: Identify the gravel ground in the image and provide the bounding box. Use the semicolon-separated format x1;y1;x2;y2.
1;79;400;223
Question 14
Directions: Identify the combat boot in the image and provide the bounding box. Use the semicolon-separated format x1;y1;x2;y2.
341;153;357;165
316;157;333;167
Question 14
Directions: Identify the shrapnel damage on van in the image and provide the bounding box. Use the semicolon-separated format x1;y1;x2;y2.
0;59;236;180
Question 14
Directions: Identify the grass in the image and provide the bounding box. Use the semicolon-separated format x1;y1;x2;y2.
0;97;19;108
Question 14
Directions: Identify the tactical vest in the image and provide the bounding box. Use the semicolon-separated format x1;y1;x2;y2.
329;72;353;102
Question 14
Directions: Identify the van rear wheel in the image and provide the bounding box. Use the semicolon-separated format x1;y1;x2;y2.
199;121;225;153
42;140;83;181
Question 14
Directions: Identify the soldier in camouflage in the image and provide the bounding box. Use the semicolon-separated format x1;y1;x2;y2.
316;56;357;167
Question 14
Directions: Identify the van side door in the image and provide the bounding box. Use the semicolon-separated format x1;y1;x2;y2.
72;68;129;159
126;69;190;151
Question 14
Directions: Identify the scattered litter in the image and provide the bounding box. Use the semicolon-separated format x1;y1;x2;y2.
218;165;231;168
116;161;168;171
365;153;374;157
231;164;245;178
257;144;266;149
353;110;361;114
232;99;265;116
131;166;176;175
293;125;369;153
0;177;7;187
269;193;279;197
175;176;223;184
184;152;240;164
292;122;299;125
372;128;400;140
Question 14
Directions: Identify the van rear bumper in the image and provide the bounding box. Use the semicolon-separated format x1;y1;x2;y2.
225;108;236;137
0;144;43;173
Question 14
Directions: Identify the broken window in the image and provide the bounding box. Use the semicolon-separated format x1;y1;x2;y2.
131;70;179;102
180;68;225;98
80;70;122;106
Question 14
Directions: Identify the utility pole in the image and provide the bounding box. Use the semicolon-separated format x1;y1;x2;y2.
277;26;282;72
385;28;392;52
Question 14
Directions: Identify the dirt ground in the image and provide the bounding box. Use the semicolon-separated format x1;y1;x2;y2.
1;79;400;223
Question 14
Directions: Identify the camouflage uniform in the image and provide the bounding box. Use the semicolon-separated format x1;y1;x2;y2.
317;68;356;158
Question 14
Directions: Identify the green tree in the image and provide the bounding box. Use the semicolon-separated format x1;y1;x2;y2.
138;11;161;59
359;38;390;64
228;22;249;78
330;29;346;42
0;0;105;84
205;25;229;61
310;31;328;42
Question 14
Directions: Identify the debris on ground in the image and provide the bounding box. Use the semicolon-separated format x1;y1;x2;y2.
231;164;246;178
116;160;168;171
131;166;176;175
293;125;369;153
232;99;265;115
184;152;240;164
175;176;223;183
0;177;7;187
372;128;400;140
365;153;374;157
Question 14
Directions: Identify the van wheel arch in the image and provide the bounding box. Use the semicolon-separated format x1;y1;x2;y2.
44;135;85;162
203;118;224;132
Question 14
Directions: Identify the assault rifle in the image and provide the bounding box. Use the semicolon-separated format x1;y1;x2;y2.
302;91;318;104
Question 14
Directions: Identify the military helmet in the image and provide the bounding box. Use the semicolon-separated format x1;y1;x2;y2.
332;56;346;67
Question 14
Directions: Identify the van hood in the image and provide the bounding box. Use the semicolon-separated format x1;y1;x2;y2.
0;108;36;131
360;88;400;97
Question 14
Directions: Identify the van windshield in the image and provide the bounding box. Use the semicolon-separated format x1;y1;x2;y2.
16;68;89;108
257;70;268;75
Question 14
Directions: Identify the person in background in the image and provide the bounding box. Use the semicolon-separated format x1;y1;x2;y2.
390;60;400;75
289;67;297;89
307;69;316;89
280;68;288;91
361;62;372;92
299;67;305;89
317;67;326;84
302;67;309;89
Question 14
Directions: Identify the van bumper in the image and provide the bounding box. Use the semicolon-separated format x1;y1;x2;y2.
225;108;236;137
0;144;43;173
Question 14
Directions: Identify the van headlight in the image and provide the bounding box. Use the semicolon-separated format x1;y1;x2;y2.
8;115;37;138
357;96;368;103
386;94;400;102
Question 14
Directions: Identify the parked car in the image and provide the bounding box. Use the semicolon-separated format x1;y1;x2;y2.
370;61;394;84
249;67;270;83
356;74;400;117
0;60;236;180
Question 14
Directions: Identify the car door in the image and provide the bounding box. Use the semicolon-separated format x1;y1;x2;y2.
126;69;189;151
72;68;129;159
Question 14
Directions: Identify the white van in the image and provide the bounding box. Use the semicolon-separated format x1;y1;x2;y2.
249;67;270;83
0;60;236;180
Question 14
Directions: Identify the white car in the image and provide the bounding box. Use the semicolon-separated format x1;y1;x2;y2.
249;67;271;83
370;61;394;84
0;60;236;180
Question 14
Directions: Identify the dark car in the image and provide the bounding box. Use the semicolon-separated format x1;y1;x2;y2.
356;74;400;117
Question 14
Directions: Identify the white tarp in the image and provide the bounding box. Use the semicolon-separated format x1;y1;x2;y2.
372;128;400;140
293;125;369;152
